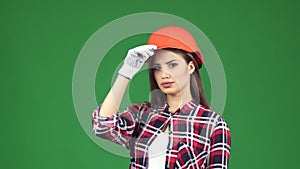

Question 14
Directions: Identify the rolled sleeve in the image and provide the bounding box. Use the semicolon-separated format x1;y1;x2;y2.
91;105;118;128
90;103;142;148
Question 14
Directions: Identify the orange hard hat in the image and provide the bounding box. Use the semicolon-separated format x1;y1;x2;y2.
147;26;204;66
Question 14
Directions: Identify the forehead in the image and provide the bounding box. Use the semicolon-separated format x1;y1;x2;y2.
152;50;185;64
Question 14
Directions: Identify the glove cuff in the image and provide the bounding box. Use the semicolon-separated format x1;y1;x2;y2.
117;72;131;80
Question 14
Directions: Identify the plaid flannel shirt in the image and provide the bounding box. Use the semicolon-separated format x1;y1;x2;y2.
91;99;231;169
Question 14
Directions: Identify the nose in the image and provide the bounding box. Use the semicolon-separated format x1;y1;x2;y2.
160;70;170;79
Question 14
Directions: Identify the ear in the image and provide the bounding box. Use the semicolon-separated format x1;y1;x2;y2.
188;61;195;74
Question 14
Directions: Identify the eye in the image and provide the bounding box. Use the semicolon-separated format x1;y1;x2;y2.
153;66;161;70
169;63;177;68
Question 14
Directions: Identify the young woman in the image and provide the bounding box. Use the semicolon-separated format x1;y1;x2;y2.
91;26;231;169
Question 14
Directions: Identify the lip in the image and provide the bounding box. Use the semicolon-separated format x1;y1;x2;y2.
161;82;174;88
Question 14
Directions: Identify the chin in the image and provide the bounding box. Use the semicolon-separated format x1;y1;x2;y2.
160;88;180;96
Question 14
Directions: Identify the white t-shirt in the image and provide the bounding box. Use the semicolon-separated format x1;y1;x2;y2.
147;131;169;169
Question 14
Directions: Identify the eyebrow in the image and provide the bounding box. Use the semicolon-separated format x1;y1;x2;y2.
153;59;177;65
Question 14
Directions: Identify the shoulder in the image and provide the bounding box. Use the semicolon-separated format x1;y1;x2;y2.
196;105;220;119
140;101;151;107
196;104;229;127
196;106;231;139
125;101;152;112
130;101;151;108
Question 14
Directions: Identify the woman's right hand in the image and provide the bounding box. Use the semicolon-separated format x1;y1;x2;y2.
118;45;157;80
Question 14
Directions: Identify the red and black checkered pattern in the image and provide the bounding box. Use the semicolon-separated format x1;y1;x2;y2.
91;99;231;169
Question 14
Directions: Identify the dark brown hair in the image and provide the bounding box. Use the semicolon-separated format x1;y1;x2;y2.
147;48;210;108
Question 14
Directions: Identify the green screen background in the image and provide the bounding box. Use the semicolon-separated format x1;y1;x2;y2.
1;0;299;168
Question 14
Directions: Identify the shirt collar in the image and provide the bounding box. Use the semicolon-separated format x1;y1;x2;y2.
162;98;200;115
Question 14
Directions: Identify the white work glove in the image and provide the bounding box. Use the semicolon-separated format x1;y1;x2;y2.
118;45;157;80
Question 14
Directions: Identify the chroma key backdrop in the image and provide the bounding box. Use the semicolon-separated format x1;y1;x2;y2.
1;0;299;169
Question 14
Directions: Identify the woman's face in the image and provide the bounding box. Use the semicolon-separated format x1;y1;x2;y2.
152;50;195;96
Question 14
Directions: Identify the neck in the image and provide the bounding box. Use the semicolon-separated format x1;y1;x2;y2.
166;92;193;111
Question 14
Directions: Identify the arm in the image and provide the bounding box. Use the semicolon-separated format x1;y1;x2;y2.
91;45;157;148
99;74;129;117
207;117;231;169
99;44;157;117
